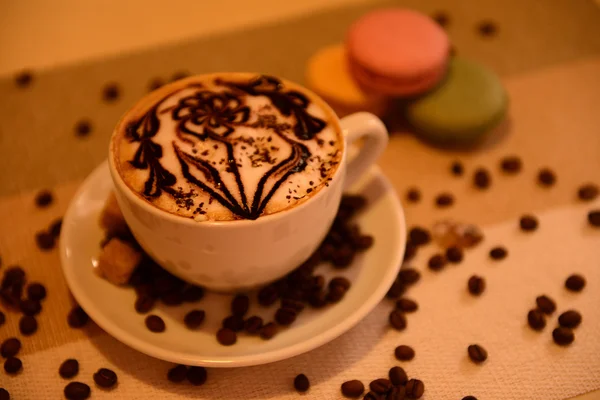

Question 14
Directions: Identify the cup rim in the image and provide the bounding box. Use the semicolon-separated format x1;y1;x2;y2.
108;72;347;228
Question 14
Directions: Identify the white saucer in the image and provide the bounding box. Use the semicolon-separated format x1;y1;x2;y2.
60;160;405;367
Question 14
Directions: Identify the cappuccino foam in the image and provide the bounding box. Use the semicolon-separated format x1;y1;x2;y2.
112;73;343;221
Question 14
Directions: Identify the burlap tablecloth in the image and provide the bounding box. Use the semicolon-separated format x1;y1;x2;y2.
1;0;599;398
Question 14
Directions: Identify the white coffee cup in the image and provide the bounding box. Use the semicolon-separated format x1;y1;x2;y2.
108;75;388;292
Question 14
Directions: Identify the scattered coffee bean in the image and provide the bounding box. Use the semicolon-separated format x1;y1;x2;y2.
148;78;165;92
537;168;556;187
181;285;204;302
294;373;310;392
2;266;25;287
552;327;574;346
473;168;491;189
135;295;155;314
369;378;392;394
388;386;407;400
244;316;263;334
406;188;421;203
231;294;250;316
161;291;184;306
450;161;464;176
217;328;237;345
500;156;522;174
258;285;279;306
389;309;407;331
462;397;478;400
260;322;278;340
19;315;38;335
519;215;538;232
432;12;450;28
4;357;22;374
184;310;205;329
0;388;8;400
558;310;582;329
355;235;374;250
405;378;425;399
0;311;5;327
15;70;33;88
435;193;454;208
396;298;418;313
34;190;53;208
428;254;447;271
489;246;507;260
167;364;188;382
145;315;165;333
477;21;498;37
398;268;421;285
386;280;406;299
64;382;90;400
275;307;298;325
222;315;245;332
389;366;408;386
565;274;586;292
93;368;118;388
527;309;546;331
467;344;487;363
468;275;485;296
409;227;431;246
308;291;328;308
27;282;46;301
68;306;89;328
404;241;417;262
19;298;41;316
35;231;55;250
59;359;79;379
535;295;556;315
49;218;63;238
446;246;463;263
395;345;415;361
588;210;600;227
327;284;348;303
329;277;351;291
1;338;21;358
187;366;207;386
363;392;379;400
102;83;120;102
341;380;365;398
74;119;92;137
578;184;599;201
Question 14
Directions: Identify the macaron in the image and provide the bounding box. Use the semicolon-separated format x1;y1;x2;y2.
305;44;389;117
346;8;450;96
406;57;508;145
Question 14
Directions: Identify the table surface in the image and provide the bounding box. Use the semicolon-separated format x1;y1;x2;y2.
1;0;599;399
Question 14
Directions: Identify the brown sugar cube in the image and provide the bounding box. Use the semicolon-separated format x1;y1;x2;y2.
97;238;142;285
99;192;129;235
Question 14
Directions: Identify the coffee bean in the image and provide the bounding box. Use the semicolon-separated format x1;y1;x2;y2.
477;21;498;37
260;322;278;340
258;285;279;306
369;378;391;394
145;315;165;333
341;380;364;398
0;311;5;327
446;246;463;263
308;291;328;308
15;70;33;87
387;386;406;400
19;298;41;316
68;306;89;328
394;345;415;361
409;227;431;246
0;388;9;400
467;344;487;363
467;276;485;296
281;298;305;313
588;210;600;227
64;382;90;400
187;366;207;386
4;357;22;374
558;310;582;329
389;310;407;331
462;396;478;400
135;295;155;314
2;266;25;288
527;309;546;331
355;235;374;251
49;218;63;238
294;373;310;392
59;359;79;379
388;366;408;386
184;310;205;329
244;316;263;334
536;295;556;315
329;277;351;291
74;119;92;137
275;308;297;325
565;274;586;292
500;156;522;174
538;168;556;186
161;291;184;306
167;364;188;382
578;184;599;201
332;245;355;268
1;338;21;358
450;161;463;176
552;327;574;346
93;368;117;388
34;190;53;207
473;168;491;189
489;246;507;260
405;379;425;399
217;328;237;345
363;392;380;400
35;231;55;250
222;315;245;332
231;294;250;316
27;282;46;301
398;268;421;285
386;279;406;299
406;188;421;203
435;193;454;208
519;215;538;232
148;78;165;92
19;315;38;335
428;254;447;271
102;83;120;102
396;298;418;313
404;241;417;262
433;12;450;28
182;285;204;302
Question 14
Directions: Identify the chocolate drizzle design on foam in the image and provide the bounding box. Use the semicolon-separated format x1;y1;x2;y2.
124;75;331;220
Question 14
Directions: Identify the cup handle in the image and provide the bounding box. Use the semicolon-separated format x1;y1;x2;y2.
339;112;389;190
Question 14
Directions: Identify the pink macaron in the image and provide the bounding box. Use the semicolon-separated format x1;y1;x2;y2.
346;8;450;96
